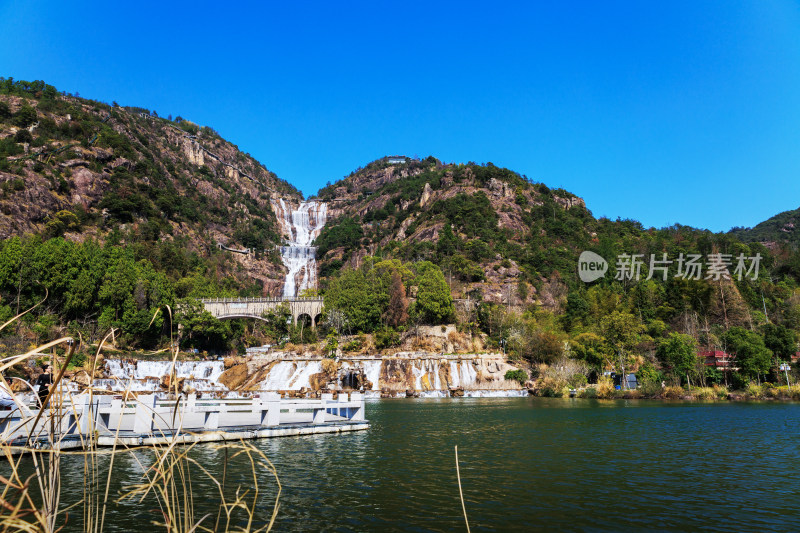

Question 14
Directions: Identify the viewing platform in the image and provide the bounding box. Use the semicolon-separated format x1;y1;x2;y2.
0;392;367;452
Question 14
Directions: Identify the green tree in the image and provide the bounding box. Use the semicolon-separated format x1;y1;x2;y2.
324;267;382;332
570;332;608;370
14;129;32;144
599;311;643;371
656;333;699;384
44;210;81;237
177;299;233;351
436;223;458;258
262;303;292;341
412;261;454;324
761;323;797;360
723;326;773;381
12;104;37;128
563;291;590;332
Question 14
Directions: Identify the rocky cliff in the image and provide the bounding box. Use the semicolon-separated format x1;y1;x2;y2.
314;156;589;310
0;86;303;294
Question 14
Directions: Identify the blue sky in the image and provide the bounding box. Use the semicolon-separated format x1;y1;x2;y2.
1;0;799;232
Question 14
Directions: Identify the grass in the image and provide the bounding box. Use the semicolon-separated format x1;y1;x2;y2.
574;381;800;402
0;305;281;532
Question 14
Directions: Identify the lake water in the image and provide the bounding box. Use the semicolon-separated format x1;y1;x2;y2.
10;398;800;531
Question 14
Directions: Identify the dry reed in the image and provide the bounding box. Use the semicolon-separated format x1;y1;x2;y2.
0;304;281;532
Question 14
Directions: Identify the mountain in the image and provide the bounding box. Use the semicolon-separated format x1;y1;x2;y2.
3;78;800;375
729;207;800;248
0;78;302;294
313;156;595;308
311;156;800;339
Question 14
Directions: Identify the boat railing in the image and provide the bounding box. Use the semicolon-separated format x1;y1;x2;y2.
0;392;365;444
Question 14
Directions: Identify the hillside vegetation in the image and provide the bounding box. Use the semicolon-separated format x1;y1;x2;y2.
0;77;302;352
730;206;800;247
1;78;799;391
312;156;800;390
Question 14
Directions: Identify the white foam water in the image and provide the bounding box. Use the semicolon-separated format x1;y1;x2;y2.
98;360;227;392
99;358;525;397
272;200;327;298
362;361;382;391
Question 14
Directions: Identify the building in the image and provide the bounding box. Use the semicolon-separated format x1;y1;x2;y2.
699;350;736;370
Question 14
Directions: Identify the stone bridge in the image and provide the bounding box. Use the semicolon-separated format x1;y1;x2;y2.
200;298;324;327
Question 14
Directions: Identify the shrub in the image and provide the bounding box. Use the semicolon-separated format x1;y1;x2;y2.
12;104;37;128
579;387;598;399
745;383;763;398
342;337;363;353
504;369;528;385
374;327;400;350
0;137;23;157
695;387;718;401
321;357;338;375
14;128;33;143
730;372;748;390
638;380;663;398
663;386;685;400
595;377;615;399
178;120;199;135
713;385;729;399
1;178;25;194
568;373;588;388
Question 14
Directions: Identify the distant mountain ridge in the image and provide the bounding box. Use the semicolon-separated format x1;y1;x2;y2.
729;206;800;247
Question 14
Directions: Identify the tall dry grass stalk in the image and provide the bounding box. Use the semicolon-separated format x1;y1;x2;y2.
0;305;281;532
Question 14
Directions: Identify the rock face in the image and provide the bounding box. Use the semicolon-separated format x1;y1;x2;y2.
183;138;205;166
315;157;588;308
420;182;433;207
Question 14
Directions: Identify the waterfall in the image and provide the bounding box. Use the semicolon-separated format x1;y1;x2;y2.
272;200;327;298
255;360;323;390
98;360;227;392
98;357;525;396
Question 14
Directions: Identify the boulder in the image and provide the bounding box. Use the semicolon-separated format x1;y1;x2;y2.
224;356;245;369
218;364;248;390
309;372;331;391
72;370;92;387
161;374;185;392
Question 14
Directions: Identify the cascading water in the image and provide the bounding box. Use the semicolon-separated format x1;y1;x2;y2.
98;356;524;397
97;360;227;392
272;199;327;298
